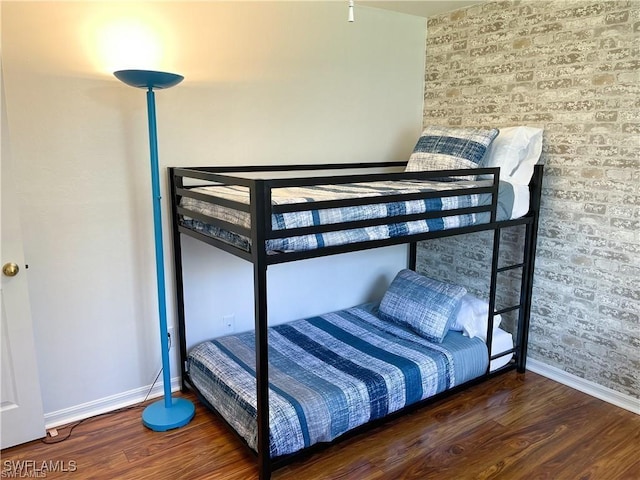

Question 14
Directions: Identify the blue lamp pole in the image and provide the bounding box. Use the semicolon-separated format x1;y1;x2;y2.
114;69;195;431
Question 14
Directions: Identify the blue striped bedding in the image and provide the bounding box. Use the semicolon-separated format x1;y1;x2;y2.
187;304;488;458
180;179;514;253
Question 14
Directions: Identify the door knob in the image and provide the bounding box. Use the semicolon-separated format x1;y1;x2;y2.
2;262;19;277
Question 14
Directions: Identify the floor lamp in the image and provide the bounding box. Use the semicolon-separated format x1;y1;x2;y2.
114;69;195;431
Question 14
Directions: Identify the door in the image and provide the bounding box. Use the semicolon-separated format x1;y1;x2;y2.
0;64;46;449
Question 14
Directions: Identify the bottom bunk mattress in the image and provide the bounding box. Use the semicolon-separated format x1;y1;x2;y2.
187;304;489;458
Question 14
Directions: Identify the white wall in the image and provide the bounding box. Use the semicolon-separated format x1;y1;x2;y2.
2;1;426;418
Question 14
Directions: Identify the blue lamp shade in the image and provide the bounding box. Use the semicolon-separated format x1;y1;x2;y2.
114;69;194;431
114;69;184;90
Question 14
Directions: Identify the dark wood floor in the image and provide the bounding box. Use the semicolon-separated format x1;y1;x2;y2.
3;372;639;479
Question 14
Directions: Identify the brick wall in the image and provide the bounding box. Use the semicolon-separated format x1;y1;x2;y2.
418;0;639;397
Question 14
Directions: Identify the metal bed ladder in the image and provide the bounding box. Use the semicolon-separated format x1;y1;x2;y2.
487;218;540;373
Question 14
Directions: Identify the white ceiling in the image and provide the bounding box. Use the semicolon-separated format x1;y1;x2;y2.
360;1;481;18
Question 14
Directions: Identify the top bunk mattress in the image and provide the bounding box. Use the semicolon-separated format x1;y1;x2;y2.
187;303;489;458
179;177;526;254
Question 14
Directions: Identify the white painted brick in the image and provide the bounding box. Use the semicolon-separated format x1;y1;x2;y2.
420;0;640;398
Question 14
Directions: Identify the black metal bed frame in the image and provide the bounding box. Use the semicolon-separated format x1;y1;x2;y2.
168;161;544;480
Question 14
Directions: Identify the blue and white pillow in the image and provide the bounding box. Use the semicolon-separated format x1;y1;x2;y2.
379;269;467;343
406;126;499;175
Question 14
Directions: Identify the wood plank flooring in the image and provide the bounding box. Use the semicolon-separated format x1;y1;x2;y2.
2;372;639;479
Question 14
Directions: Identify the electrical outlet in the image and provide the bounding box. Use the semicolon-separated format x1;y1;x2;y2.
168;327;175;350
223;314;235;333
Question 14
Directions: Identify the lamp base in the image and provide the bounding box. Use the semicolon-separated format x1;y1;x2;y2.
142;397;195;432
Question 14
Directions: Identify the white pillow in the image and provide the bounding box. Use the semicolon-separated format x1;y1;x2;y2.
449;293;501;341
482;126;543;185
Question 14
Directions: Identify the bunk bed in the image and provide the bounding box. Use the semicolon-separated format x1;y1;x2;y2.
169;130;544;479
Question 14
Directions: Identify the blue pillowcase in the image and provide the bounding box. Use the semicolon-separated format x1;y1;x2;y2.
379;269;467;343
406;126;499;175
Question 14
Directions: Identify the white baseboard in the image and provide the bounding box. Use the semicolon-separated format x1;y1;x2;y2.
527;358;639;415
44;377;182;429
43;361;638;429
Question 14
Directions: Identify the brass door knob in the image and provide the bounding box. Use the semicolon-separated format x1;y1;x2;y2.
2;263;19;277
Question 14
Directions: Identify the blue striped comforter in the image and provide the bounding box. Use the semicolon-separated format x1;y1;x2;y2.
180;179;506;253
187;305;488;458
